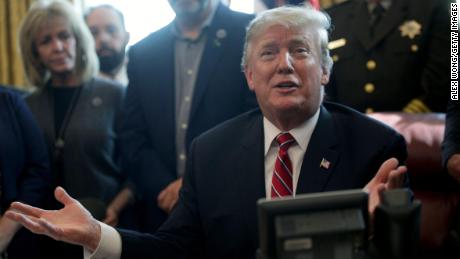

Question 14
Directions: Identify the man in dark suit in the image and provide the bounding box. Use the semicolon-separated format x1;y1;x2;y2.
326;0;451;113
121;0;256;232
6;6;408;259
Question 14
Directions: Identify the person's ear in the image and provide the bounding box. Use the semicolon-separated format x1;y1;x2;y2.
124;31;130;46
320;65;330;85
244;65;255;91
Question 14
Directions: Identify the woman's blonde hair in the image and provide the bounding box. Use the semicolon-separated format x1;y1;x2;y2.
19;0;98;87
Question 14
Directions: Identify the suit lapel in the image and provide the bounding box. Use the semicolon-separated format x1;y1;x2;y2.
235;112;265;246
144;27;176;155
351;1;373;50
152;26;175;115
351;0;408;51
189;3;230;122
369;0;408;48
296;106;340;194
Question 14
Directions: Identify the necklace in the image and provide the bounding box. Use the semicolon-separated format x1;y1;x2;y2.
54;86;83;150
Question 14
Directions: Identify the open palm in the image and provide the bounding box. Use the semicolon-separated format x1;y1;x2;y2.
5;187;101;251
364;158;407;216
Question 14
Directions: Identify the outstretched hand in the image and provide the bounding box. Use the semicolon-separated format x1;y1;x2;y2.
5;187;101;252
364;158;407;217
447;154;460;184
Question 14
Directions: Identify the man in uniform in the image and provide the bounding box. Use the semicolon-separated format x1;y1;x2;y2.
326;0;451;113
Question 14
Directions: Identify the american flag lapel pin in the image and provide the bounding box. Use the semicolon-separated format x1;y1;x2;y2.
320;158;331;169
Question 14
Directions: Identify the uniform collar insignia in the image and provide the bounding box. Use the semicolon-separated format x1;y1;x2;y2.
399;20;422;39
328;38;347;50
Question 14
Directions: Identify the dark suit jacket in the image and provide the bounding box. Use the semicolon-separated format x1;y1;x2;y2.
0;86;49;211
118;102;407;259
442;99;460;166
0;86;50;258
26;78;126;213
326;0;451;112
121;3;256;230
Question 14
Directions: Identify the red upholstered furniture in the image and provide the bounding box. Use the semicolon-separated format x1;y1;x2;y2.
368;112;460;255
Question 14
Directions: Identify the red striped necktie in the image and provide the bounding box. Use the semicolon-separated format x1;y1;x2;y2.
271;132;296;199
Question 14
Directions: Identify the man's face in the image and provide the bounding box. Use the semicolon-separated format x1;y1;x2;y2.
244;25;330;124
168;0;210;18
86;7;129;74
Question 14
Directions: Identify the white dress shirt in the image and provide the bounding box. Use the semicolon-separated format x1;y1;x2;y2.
85;222;121;259
86;108;321;259
263;109;320;199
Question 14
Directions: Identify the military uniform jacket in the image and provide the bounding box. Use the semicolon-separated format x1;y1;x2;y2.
326;0;451;113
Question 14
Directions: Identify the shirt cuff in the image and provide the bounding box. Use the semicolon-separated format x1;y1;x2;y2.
84;222;122;259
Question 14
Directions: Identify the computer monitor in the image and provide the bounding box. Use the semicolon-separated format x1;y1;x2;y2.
257;189;369;259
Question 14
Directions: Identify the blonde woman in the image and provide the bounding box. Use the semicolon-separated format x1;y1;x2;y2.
19;1;136;257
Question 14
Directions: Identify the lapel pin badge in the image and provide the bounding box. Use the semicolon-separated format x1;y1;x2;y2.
92;96;103;107
320;158;331;170
214;29;227;47
399;20;422;39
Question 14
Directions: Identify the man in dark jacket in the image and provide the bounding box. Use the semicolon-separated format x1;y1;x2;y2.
6;6;408;259
121;0;256;232
326;0;451;113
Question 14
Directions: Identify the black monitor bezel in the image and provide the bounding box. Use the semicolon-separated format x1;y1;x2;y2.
257;189;369;258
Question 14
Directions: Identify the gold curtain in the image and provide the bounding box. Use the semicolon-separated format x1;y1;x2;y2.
0;0;35;89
